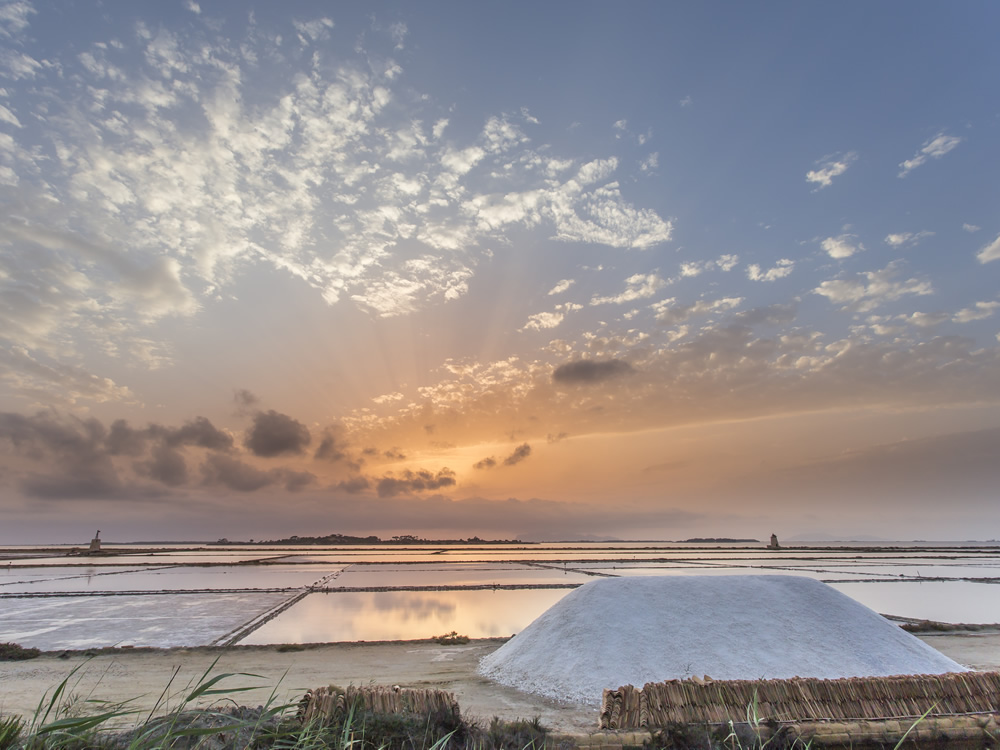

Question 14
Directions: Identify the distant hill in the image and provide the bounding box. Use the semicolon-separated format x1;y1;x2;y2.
243;533;524;545
681;537;760;543
786;532;888;542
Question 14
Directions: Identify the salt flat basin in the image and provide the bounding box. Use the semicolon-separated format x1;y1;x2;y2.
478;575;967;705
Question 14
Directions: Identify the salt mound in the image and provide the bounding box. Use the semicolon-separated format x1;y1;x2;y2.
478;575;966;705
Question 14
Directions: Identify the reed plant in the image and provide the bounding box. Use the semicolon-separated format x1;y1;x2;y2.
0;660;554;750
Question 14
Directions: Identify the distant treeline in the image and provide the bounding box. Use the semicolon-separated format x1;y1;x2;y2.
221;533;524;545
680;537;760;543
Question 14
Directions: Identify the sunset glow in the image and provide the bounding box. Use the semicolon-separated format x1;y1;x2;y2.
1;2;998;542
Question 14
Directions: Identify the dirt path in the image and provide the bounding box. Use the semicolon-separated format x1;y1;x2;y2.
1;634;996;735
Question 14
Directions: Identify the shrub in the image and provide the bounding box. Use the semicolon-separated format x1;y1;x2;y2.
433;632;469;646
0;642;41;661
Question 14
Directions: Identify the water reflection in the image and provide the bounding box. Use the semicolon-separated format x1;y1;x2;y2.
241;588;570;644
830;580;1000;623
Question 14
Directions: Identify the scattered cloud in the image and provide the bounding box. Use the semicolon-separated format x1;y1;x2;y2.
548;279;575;295
0;347;134;407
473;456;497;470
0;1;36;38
0;16;676;394
898;132;962;177
976;233;1000;264
805;151;857;190
953;301;1000;323
884;231;933;248
813;262;933;312
521;303;583;331
503;443;531;466
591;273;667;305
821;234;863;259
292;17;334;46
963;223;981;233
679;254;739;277
376;468;456;497
746;259;794;282
553;359;634;384
900;311;950;328
651;297;743;324
639;152;658;173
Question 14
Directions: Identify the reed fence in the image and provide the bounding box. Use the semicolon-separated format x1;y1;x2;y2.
299;684;461;724
600;672;1000;729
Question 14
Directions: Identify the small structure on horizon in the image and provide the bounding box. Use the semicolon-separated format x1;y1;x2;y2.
768;533;780;550
88;530;101;554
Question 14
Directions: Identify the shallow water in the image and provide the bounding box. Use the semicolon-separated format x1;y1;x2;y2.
0;591;291;650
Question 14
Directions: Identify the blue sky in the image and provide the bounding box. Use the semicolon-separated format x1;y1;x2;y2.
0;1;998;543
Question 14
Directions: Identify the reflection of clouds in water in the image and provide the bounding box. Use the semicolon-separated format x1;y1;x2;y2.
372;592;457;621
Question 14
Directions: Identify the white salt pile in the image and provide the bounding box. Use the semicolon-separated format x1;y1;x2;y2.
478;575;966;705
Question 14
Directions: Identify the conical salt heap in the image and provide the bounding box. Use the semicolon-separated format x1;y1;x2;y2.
478;575;966;705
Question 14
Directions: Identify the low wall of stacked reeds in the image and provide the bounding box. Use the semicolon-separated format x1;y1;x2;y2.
600;672;1000;729
299;685;461;724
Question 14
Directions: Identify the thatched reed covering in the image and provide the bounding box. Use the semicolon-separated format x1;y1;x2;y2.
299;685;461;724
600;672;1000;729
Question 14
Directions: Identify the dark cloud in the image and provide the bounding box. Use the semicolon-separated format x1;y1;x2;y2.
20;468;123;500
233;389;259;414
160;417;233;450
282;469;315;492
473;456;497;470
337;476;370;494
376;468;456;497
245;410;310;457
553;358;634;384
314;431;347;462
107;416;231;456
136;444;187;486
547;432;569;443
106;419;148;456
503;443;531;466
201;453;315;492
0;411;122;499
0;410;302;499
384;447;406;460
201;454;273;492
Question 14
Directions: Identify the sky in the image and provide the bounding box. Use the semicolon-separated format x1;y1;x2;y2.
1;1;999;544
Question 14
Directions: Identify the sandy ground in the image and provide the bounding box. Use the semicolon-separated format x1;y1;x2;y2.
1;634;998;734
